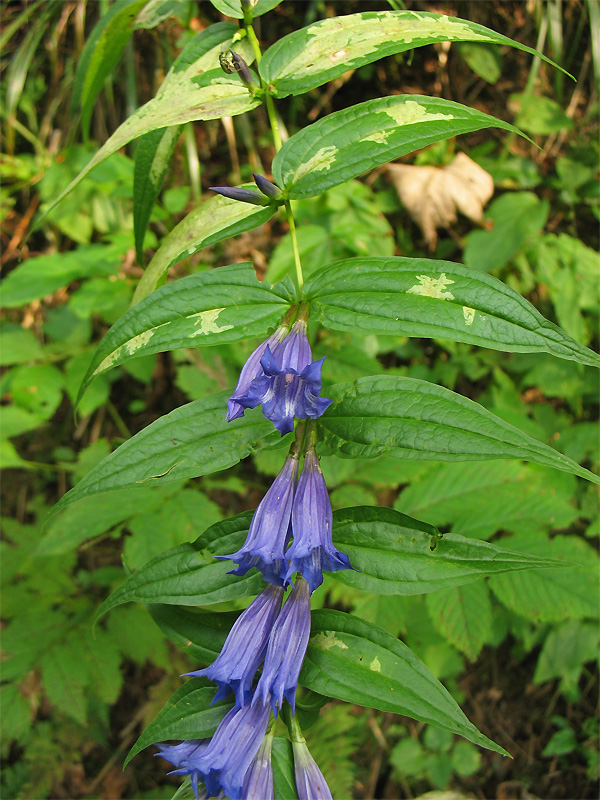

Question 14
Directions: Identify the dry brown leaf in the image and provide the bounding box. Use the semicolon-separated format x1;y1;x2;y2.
388;152;494;249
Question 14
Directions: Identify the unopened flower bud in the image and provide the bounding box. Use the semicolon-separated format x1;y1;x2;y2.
209;186;267;206
253;173;282;199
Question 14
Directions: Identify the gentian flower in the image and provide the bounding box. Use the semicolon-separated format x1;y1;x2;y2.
155;739;212;800
185;584;284;707
226;325;289;422
195;697;272;800
292;736;333;800
242;731;275;800
285;450;352;594
256;577;311;715
219;455;298;585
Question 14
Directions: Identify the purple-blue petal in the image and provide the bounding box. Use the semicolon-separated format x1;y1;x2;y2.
292;739;333;800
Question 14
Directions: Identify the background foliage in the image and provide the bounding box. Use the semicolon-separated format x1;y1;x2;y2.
1;1;598;798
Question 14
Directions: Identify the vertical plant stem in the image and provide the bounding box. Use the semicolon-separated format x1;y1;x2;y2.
184;123;201;204
243;9;303;292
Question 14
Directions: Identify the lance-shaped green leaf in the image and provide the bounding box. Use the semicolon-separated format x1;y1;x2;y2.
330;506;567;595
132;194;277;304
317;376;600;485
46;23;259;217
133;125;183;264
304;257;600;368
273;95;525;200
260;10;569;98
301;610;508;755
96;513;263;618
125;677;232;765
210;0;282;18
149;605;239;664
71;0;148;140
51;399;281;517
78;263;290;402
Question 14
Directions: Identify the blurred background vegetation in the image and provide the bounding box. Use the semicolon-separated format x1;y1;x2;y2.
1;1;598;798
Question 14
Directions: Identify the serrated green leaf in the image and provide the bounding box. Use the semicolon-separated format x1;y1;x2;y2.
80;263;289;401
304;256;600;368
301;610;508;755
317;376;600;484
71;0;148;139
126;677;232;766
260;10;568;97
134;126;183;264
132;194;277;303
426;581;493;660
330;506;566;596
210;0;281;18
0;323;44;365
0;684;32;743
50;398;282;516
489;534;600;622
149;605;238;665
40;638;89;725
534;620;599;689
272;736;299;800
273;95;524;200
395;461;579;540
96;513;263;618
46;23;259;218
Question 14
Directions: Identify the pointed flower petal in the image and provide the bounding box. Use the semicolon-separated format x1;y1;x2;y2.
242;731;275;800
185;584;284;707
219;456;298;585
292;737;332;800
286;450;352;593
195;698;272;800
227;326;288;421
256;577;311;715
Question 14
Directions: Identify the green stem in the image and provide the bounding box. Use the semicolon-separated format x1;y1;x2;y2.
285;201;304;294
282;703;304;743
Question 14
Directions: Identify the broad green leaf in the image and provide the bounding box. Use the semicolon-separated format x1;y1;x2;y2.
533;620;599;690
317;376;600;485
457;42;502;84
0;684;32;743
79;263;290;401
426;581;493;660
47;24;259;217
50;398;281;516
95;513;263;618
149;605;238;664
210;0;281;18
489;534;600;622
272;737;299;800
134;0;186;29
71;0;148;139
395;461;580;540
0;241;127;308
260;10;567;97
126;677;232;766
273;95;524;200
37;486;165;555
132;192;277;303
133;126;182;264
0;323;44;365
330;506;565;596
464;192;549;272
304;256;600;368
301;610;508;755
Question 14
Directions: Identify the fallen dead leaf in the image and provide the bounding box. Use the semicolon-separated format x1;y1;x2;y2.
388;152;494;249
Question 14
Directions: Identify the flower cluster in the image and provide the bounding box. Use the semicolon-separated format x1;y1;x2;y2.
156;316;342;799
227;318;332;436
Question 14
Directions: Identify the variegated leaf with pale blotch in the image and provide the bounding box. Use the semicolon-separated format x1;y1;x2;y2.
45;23;258;218
132;192;277;304
273;96;525;200
301;610;508;755
330;506;567;596
50;398;282;518
209;0;281;18
304;257;600;368
133;125;183;265
317;376;600;485
125;677;233;765
95;513;263;618
78;263;290;403
260;10;569;98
